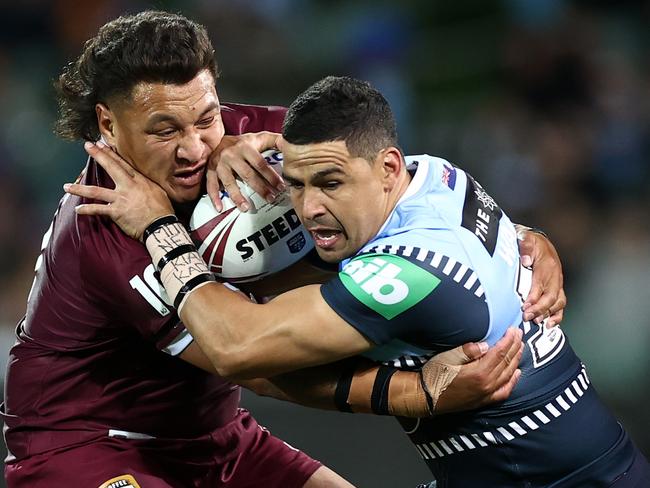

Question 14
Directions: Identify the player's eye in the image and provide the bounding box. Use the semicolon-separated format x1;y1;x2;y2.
286;181;303;190
156;128;176;137
197;116;215;127
323;181;341;191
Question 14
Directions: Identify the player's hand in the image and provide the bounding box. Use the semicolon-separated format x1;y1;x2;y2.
207;132;285;212
63;141;173;241
517;227;566;327
434;327;523;414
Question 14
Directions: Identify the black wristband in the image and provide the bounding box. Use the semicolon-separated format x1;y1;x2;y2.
371;366;398;415
156;244;197;273
334;358;358;413
143;215;180;243
173;273;216;310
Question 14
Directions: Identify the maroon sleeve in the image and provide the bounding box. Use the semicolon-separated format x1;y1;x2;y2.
221;102;287;135
79;160;187;350
20;160;186;354
78;213;183;346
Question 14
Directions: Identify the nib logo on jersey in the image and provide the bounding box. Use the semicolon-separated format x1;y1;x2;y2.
340;254;440;319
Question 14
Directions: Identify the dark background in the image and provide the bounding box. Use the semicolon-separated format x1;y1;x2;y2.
0;1;648;486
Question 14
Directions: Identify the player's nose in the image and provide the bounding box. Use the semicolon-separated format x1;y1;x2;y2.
176;130;205;163
300;191;327;220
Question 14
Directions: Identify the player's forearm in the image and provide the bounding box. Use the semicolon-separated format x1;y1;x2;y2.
237;378;294;403
139;215;282;378
336;360;432;417
179;283;269;378
333;344;520;418
241;358;430;416
142;216;371;379
242;364;342;410
240;345;521;419
182;282;373;380
177;283;324;379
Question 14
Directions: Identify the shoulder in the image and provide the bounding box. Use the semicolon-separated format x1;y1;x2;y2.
321;249;490;346
221;102;287;134
338;248;485;303
401;154;466;200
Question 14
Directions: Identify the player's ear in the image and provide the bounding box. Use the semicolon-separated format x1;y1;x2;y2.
95;103;117;148
379;147;404;191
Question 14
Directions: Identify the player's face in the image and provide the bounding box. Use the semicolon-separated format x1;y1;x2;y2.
279;139;392;263
98;70;224;204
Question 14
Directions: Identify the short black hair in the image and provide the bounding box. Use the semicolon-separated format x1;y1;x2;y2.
282;76;399;161
54;10;218;141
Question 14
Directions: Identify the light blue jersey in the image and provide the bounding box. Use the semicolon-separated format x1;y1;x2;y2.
323;155;570;393
321;155;649;487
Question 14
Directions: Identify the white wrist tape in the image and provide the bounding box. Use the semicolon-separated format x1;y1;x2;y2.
144;219;213;311
419;346;468;412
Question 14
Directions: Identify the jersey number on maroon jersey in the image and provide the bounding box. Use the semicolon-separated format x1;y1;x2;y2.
129;263;173;316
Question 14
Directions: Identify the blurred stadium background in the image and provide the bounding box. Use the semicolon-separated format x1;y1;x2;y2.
0;0;648;486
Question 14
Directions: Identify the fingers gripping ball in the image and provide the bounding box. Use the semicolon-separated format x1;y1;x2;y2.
189;150;314;282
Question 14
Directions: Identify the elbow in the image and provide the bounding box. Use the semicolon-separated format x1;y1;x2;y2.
195;316;293;380
214;363;253;383
204;344;263;381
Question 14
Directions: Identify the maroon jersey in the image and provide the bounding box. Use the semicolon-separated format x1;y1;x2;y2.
2;103;287;462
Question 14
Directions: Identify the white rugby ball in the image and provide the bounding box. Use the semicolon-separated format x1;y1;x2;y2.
189;150;313;283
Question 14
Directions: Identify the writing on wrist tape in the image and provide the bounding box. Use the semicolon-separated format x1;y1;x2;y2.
143;215;180;243
156;244;198;274
144;218;214;313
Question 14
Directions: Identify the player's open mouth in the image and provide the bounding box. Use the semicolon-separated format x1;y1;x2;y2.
173;165;206;188
309;229;342;249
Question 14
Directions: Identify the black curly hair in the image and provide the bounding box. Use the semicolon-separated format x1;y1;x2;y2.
54;10;218;141
282;76;400;161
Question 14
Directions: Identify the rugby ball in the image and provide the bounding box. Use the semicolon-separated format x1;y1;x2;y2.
189;150;313;283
